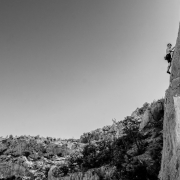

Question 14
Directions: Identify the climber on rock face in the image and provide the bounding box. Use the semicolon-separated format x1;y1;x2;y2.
165;43;175;74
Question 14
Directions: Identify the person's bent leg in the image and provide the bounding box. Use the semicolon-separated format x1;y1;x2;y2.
167;62;171;74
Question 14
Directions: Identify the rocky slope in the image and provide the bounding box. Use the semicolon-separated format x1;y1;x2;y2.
0;137;84;180
0;98;164;180
159;24;180;180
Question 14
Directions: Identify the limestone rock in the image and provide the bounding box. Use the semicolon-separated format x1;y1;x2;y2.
140;101;164;130
159;23;180;180
140;109;152;130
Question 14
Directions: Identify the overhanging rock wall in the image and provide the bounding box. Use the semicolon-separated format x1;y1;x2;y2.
159;23;180;180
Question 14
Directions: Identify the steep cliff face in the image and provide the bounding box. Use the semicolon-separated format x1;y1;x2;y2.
159;24;180;180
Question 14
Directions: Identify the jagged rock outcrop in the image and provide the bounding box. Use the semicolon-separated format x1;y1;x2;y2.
0;99;164;180
140;101;163;130
159;23;180;180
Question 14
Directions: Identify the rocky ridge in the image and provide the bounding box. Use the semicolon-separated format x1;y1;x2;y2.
0;98;164;180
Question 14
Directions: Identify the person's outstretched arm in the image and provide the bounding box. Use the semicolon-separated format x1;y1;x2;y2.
171;46;175;51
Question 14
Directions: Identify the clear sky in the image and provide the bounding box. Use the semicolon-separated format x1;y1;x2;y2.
0;0;179;139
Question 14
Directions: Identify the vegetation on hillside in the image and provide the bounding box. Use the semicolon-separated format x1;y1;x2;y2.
0;99;164;180
66;99;164;180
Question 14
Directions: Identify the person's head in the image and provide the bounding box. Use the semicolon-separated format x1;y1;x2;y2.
167;43;172;48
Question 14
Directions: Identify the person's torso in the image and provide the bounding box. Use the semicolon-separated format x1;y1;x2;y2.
166;47;171;55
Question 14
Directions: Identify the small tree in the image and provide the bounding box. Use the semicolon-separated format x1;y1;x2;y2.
122;116;144;154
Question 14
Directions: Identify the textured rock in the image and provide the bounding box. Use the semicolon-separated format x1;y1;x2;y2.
139;109;152;130
0;162;33;178
159;23;180;180
140;101;164;130
151;101;164;121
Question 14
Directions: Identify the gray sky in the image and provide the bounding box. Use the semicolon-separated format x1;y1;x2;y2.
0;0;179;138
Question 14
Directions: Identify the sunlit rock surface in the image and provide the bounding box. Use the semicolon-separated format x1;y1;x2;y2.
159;24;180;180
